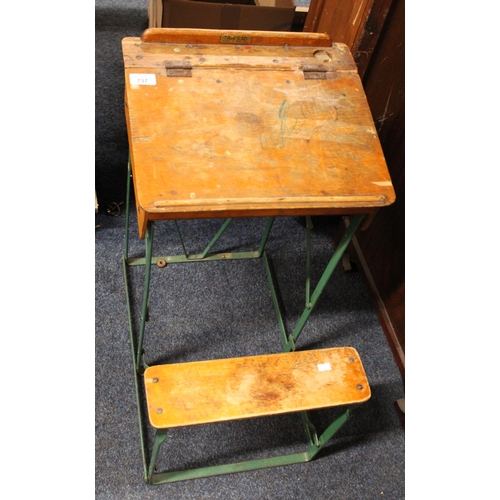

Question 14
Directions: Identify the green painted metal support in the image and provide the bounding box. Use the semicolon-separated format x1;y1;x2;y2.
148;429;168;483
136;222;154;371
283;214;365;352
126;217;275;267
122;163;367;485
262;250;288;347
124;156;132;260
302;409;350;457
301;411;320;448
260;214;365;352
305;215;314;308
314;408;350;450
146;408;351;484
175;218;234;259
124;217;275;371
127;249;262;266
258;216;275;255
151;450;311;484
174;220;189;257
123;254;149;481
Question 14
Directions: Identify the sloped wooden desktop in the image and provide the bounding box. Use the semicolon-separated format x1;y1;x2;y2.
123;28;394;237
122;28;395;485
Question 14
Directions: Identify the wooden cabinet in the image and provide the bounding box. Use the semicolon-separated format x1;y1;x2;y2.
305;0;405;380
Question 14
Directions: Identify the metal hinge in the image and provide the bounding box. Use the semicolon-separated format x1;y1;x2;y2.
165;61;192;77
301;64;328;80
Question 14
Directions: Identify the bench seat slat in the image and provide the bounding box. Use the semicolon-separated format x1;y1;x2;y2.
144;347;370;429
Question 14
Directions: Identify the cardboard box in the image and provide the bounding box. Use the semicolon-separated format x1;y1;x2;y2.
149;0;297;31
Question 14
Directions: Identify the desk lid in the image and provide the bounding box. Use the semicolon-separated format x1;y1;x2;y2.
122;29;395;237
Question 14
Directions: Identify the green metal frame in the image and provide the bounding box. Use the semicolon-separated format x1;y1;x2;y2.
262;214;364;352
122;158;366;484
146;409;350;484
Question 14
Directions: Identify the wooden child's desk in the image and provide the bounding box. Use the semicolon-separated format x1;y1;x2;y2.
121;28;395;484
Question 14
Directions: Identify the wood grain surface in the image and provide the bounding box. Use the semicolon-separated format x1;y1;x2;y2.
144;347;371;429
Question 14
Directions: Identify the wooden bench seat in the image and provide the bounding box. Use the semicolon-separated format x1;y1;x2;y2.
144;347;370;429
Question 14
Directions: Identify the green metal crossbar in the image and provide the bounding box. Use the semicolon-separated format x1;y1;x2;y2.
126;217;274;267
146;409;350;484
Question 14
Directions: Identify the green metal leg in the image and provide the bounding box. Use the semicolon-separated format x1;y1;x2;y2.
148;429;168;483
124;155;132;260
301;409;350;458
305;215;314;308
135;222;154;372
284;214;364;351
262;214;365;352
262;214;364;352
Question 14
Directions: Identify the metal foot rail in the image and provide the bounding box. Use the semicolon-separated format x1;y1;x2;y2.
148;409;350;484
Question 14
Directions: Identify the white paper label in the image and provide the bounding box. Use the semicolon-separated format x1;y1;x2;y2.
129;74;157;86
317;362;331;372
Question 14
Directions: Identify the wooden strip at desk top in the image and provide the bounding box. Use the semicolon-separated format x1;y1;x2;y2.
141;28;333;47
144;347;371;429
122;29;395;238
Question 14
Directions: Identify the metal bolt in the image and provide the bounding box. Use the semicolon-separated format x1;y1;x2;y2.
152;378;159;383
348;357;355;362
356;384;364;390
157;408;163;414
